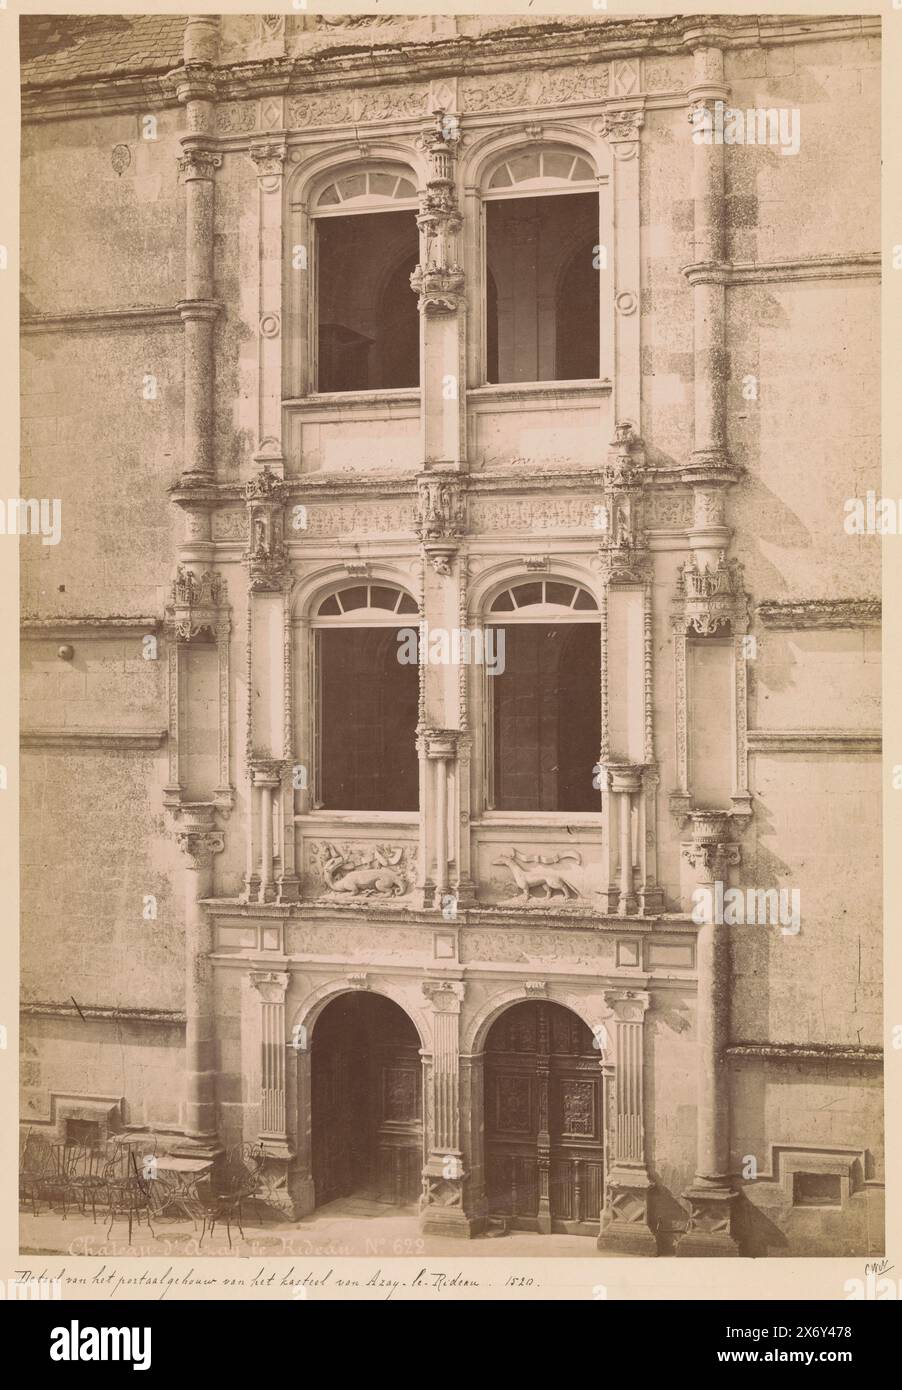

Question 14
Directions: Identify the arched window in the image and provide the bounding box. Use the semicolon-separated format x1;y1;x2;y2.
313;164;420;394
486;580;600;813
313;583;419;811
482;146;599;385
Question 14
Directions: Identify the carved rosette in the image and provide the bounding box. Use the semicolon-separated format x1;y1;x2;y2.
410;112;465;315
244;465;290;592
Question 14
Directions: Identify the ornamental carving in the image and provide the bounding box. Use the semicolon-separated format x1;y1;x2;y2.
175;828;224;870
177;150;222;181
492;848;582;904
598;108;645;142
245;465;290;592
460;64;608;113
676;552;746;636
597;423;649;583
314;842;415;899
166;566;226;641
217;102;257;134
411;112;465;316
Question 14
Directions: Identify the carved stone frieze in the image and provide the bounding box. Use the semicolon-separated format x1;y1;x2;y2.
313;842;416;900
460;64;609;113
492;849;583;904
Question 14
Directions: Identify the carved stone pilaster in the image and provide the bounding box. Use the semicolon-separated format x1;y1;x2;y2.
598;990;656;1254
244;465;290;593
411;111;464;315
163;569;232;814
420;980;475;1234
416;471;465;574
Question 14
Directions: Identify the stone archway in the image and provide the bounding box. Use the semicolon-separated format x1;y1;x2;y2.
310;992;424;1209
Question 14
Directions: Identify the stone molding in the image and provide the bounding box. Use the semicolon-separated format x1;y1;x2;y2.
747;730;881;755
21;728;167;750
756;598;881;629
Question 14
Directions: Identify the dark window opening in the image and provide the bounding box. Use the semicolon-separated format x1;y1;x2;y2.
65;1119;101;1146
318;627;419;810
792;1172;843;1207
490;623;600;812
485;192;599;384
317;210;420;393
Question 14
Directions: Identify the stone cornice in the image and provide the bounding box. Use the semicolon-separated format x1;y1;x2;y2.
684;254;880;288
746;730;881;755
757;597;881;629
21;1001;186;1025
22;616;161;639
727;1042;882;1064
21;728;168;750
22;14;878;123
201;897;700;933
22;306;183;335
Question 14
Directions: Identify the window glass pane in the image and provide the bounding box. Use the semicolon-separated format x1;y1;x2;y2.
317;209;420;392
318;594;341;616
490;589;515;612
338;585;368;611
572;157;594;181
507;152;540;183
573;587;596;611
485;192;599;383
489;164;512;189
319;627;419;811
338;172;367;201
542;151;574;180
396;177;416;198
545;581;576;607
396;592;418;614
368;172;397;197
318;184;339;207
491;624;600;811
370;585;400;611
511;581;542;608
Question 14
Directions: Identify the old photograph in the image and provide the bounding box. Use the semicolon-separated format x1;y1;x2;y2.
17;9;883;1268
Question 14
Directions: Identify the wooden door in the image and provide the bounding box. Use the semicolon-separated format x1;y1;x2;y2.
484;1001;604;1234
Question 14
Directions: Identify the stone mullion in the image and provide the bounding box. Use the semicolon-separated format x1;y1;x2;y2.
251;971;290;1145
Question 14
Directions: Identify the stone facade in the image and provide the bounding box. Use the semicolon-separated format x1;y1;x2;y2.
20;13;882;1255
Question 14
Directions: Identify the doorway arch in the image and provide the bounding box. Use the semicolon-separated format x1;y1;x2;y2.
482;999;604;1234
310;992;423;1208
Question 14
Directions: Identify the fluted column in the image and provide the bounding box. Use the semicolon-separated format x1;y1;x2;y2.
174;807;224;1152
598;990;656;1254
677;811;741;1255
420;980;477;1235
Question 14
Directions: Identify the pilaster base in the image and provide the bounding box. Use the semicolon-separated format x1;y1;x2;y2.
169;1135;223;1164
419;1159;481;1236
598;1169;657;1255
676;1184;740;1256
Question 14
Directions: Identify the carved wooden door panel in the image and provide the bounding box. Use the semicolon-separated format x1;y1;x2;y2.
372;1036;423;1206
311;1001;368;1205
485;1001;603;1234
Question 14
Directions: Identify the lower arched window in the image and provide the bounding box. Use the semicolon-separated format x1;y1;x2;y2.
313;583;420;811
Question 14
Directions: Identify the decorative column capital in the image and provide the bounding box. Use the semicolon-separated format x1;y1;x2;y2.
165;565;227;642
177;148;222;182
675;551;747;636
419;727;461;760
681;812;741;881
603;989;650;1024
249;141;288;191
175;824;225;869
250;971;290;1004
596;105;645;159
249;757;286;787
422;979;465;1013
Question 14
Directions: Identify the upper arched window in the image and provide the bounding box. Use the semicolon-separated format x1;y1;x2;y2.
312;163;420;394
482;144;600;386
489;580;596;615
312;581;419;811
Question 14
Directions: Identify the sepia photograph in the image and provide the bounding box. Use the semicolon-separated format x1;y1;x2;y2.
6;4;895;1330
